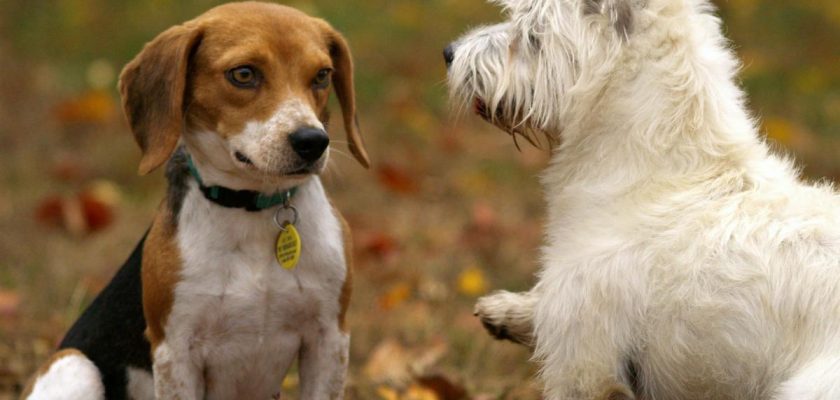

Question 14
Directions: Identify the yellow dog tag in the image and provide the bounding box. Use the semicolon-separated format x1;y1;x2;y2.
275;223;301;270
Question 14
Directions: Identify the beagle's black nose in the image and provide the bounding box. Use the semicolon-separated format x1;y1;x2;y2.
288;127;330;163
443;44;455;67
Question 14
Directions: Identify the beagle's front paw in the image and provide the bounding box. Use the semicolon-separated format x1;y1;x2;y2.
474;291;536;347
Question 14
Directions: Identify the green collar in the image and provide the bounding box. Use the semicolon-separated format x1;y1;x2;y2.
186;155;297;212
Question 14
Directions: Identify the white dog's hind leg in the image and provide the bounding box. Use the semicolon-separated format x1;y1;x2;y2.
23;349;105;400
774;356;840;400
474;290;538;346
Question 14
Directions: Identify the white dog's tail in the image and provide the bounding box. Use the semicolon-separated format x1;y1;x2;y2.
775;356;840;400
21;349;105;400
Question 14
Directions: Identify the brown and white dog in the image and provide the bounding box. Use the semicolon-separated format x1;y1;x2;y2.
22;2;369;399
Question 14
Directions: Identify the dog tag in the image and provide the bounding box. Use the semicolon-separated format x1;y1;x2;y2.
275;223;301;270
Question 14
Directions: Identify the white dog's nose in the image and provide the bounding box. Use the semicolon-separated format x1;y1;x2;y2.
443;44;455;67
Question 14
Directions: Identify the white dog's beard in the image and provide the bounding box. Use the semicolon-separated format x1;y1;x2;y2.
471;95;555;150
447;25;559;149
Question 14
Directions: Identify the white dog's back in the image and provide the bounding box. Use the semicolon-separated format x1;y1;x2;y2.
583;174;840;398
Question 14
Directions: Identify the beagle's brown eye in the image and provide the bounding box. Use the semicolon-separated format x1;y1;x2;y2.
312;68;332;89
226;66;260;88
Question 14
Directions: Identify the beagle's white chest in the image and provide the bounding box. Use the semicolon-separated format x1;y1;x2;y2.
159;180;347;399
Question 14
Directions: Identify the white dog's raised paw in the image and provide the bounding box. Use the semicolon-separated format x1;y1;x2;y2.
474;291;536;347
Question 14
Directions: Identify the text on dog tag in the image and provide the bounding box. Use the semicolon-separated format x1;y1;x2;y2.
275;223;301;270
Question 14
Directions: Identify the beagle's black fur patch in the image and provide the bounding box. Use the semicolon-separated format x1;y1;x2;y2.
166;147;191;222
59;234;152;400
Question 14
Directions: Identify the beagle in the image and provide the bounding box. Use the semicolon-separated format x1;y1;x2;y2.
22;2;369;399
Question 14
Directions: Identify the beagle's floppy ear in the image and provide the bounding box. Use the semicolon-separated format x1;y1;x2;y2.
119;23;203;175
326;28;371;168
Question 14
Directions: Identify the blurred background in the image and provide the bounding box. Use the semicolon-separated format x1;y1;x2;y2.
0;0;837;399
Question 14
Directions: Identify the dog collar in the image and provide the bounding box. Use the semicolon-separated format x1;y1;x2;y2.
186;155;297;212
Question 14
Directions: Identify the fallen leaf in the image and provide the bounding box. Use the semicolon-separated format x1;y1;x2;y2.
53;90;116;126
360;231;399;261
457;266;488;297
78;192;114;232
364;338;449;387
365;339;413;385
471;202;498;232
0;290;21;319
378;282;412;310
416;375;468;400
403;383;440;400
35;187;116;235
377;164;420;194
85;180;122;207
377;386;401;400
376;384;445;400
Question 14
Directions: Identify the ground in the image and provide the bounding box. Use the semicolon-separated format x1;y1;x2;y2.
0;1;837;399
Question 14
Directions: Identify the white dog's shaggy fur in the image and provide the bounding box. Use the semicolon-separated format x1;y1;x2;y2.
446;0;840;399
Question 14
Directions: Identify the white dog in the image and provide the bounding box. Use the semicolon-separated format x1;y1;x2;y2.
445;0;840;399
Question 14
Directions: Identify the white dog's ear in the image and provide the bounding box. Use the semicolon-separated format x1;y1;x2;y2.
584;0;639;40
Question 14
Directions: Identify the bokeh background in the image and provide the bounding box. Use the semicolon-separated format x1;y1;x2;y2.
0;0;837;399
